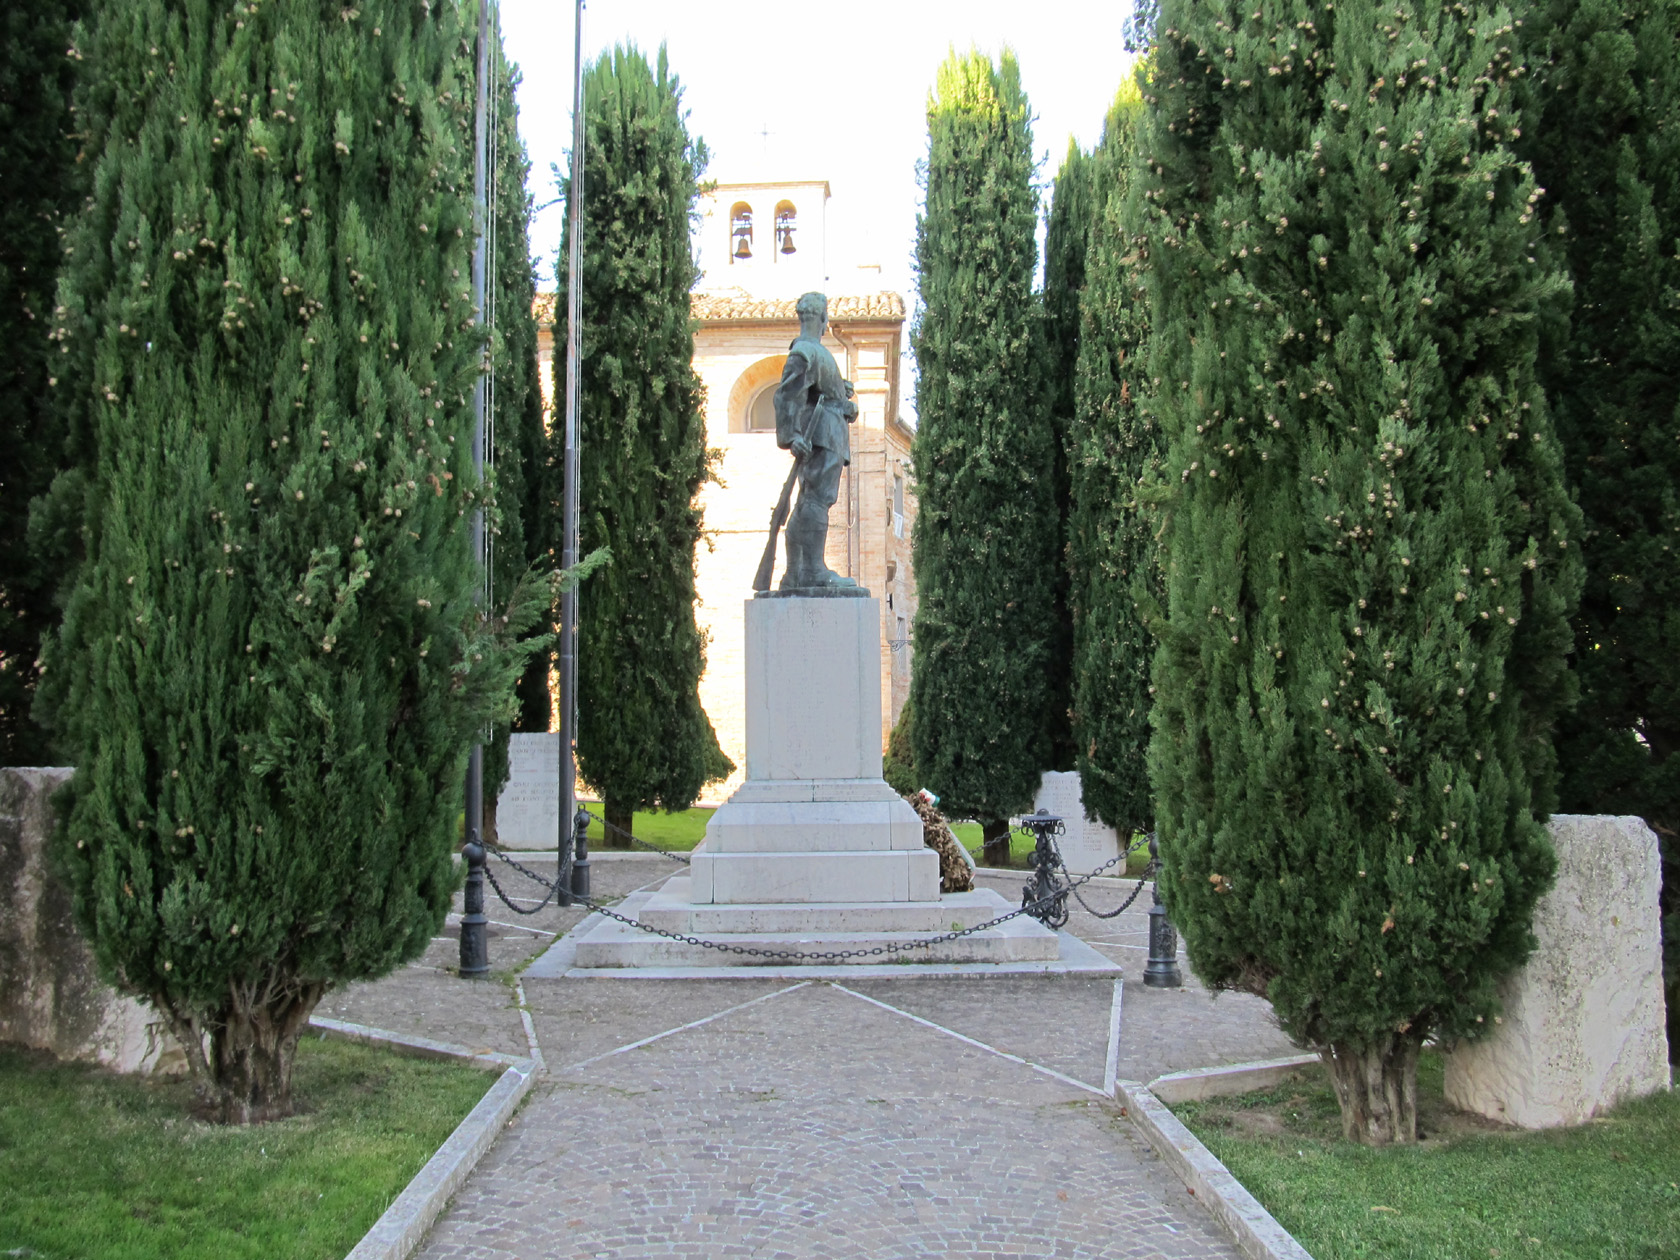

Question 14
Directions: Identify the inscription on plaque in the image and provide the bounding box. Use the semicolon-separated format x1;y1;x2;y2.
1033;771;1123;876
496;733;560;851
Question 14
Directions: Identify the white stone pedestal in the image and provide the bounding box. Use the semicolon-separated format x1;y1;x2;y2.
1443;815;1672;1127
574;597;1058;968
1033;771;1124;876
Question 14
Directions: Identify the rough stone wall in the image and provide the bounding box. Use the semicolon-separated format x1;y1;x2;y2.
1443;814;1671;1127
0;767;183;1074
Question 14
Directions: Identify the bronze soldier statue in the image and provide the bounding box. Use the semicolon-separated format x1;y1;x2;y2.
754;292;867;596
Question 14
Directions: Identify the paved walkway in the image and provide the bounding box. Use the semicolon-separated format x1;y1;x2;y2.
321;854;1299;1259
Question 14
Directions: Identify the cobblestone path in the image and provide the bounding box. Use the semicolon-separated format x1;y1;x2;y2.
323;855;1300;1259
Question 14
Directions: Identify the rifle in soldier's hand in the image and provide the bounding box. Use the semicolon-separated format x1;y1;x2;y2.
753;456;801;594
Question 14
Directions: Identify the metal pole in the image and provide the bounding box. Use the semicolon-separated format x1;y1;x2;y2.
460;0;493;977
560;0;585;896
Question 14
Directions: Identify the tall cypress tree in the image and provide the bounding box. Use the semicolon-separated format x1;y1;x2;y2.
39;0;544;1122
482;47;549;828
1520;0;1680;1055
560;44;729;846
910;49;1058;867
1140;0;1581;1142
1040;138;1089;782
0;0;81;765
1066;83;1159;835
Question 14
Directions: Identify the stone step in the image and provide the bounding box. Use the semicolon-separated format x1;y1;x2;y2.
690;847;940;903
571;913;1061;969
637;880;1004;934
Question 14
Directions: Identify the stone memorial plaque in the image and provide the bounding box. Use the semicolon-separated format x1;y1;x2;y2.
496;733;560;850
1033;770;1123;876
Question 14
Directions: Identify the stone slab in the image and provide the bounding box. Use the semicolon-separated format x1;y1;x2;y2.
1443;814;1672;1128
1;767;184;1075
702;797;925;853
1034;770;1125;877
638;879;1001;933
492;733;559;851
572;915;1061;969
689;847;939;903
744;596;883;782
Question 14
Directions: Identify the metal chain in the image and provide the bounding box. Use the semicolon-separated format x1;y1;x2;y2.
479;824;1160;959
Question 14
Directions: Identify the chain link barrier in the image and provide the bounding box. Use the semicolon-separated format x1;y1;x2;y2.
479;822;1160;963
580;809;692;865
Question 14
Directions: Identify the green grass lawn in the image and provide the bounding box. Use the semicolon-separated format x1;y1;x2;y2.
580;804;714;850
0;1035;492;1260
1172;1052;1680;1259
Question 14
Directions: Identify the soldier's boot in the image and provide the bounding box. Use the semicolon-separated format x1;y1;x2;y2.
801;516;857;590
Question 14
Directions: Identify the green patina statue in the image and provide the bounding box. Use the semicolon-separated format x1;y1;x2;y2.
752;292;868;597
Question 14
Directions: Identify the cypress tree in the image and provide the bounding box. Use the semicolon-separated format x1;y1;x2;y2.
560;44;729;847
0;0;81;765
1519;0;1680;1054
1066;83;1159;835
40;0;545;1122
1139;0;1581;1143
910;49;1059;868
482;48;549;827
1040;138;1090;781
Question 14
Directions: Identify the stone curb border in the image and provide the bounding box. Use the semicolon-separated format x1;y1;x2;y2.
1149;1053;1323;1104
1115;1073;1316;1260
308;1016;538;1260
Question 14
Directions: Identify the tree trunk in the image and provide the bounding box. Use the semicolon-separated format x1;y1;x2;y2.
980;817;1012;869
1321;1032;1422;1145
206;979;326;1124
603;800;634;850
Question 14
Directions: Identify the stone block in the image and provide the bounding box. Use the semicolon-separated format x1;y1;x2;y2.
1443;814;1671;1128
494;733;560;850
0;768;184;1075
689;848;940;904
744;597;882;782
702;799;927;853
1033;771;1124;876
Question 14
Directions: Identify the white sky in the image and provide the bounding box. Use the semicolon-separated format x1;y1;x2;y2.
497;0;1140;302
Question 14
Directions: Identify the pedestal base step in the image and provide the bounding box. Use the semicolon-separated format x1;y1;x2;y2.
570;885;1061;969
639;879;1000;933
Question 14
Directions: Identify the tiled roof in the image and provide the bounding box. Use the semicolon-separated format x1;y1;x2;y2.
689;290;906;323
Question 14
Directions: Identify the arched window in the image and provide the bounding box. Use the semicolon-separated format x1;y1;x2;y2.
745;384;779;432
730;202;754;261
774;200;797;258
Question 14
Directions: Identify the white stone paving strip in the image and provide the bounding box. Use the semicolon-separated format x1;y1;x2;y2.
512;979;544;1073
1104;976;1125;1097
831;982;1108;1096
557;980;812;1072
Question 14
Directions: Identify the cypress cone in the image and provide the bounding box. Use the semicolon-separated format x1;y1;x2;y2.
1139;0;1582;1143
910;50;1060;868
40;0;547;1122
560;45;730;847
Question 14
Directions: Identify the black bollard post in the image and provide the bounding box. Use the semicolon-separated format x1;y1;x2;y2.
1143;833;1182;988
459;834;490;978
569;807;591;903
